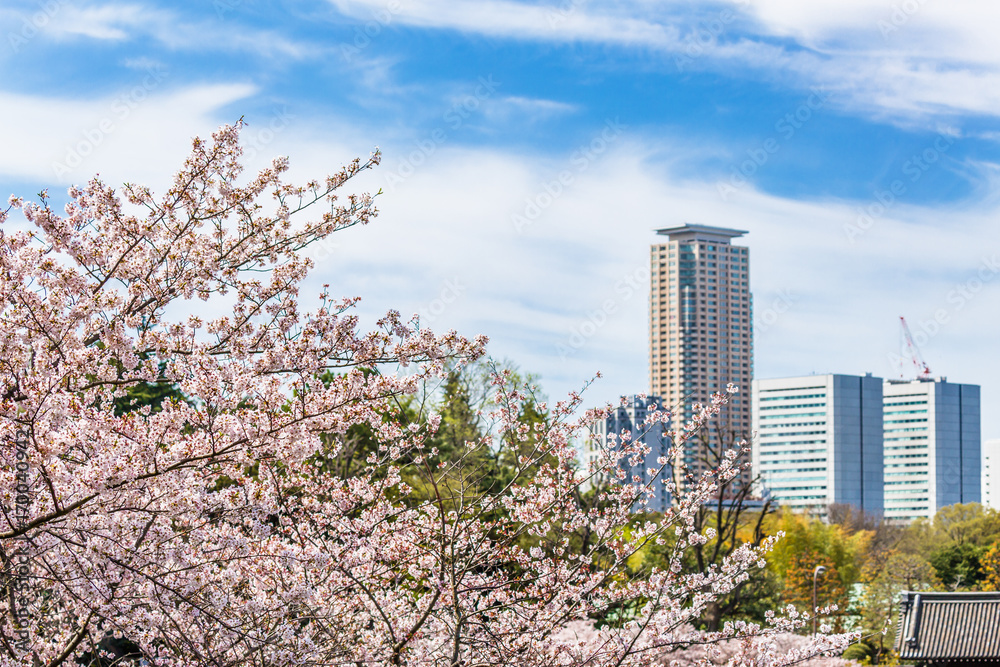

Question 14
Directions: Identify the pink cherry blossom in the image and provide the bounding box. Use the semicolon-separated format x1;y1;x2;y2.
0;122;856;667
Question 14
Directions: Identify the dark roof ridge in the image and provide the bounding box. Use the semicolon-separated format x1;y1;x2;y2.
900;590;1000;600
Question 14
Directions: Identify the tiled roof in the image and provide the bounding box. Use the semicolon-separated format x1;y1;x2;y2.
895;591;1000;662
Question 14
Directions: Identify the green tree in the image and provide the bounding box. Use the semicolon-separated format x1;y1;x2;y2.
112;379;187;416
927;542;984;589
430;370;484;461
858;551;938;656
933;503;1000;547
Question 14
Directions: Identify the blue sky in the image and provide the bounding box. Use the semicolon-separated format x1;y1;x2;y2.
3;0;1000;439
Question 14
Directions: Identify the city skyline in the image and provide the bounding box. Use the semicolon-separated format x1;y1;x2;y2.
4;3;1000;662
1;1;999;440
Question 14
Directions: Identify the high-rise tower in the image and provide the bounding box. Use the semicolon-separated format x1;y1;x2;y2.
649;225;753;483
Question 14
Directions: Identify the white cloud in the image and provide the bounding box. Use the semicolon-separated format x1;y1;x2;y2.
2;2;316;59
45;4;152;41
724;0;1000;122
326;0;681;48
482;96;579;123
0;82;258;186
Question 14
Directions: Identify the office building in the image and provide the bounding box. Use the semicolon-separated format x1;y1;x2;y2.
585;395;671;513
751;373;884;518
883;378;980;523
649;224;752;488
984;439;1000;510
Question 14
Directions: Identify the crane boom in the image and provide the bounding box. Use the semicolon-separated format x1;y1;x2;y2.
900;316;932;379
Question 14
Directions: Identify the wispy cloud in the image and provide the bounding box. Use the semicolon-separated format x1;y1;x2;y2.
325;0;1000;126
45;4;152;41
482;96;578;123
326;0;681;48
6;2;318;59
728;0;1000;122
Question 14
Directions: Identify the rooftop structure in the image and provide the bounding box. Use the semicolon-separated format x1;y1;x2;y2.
895;591;1000;664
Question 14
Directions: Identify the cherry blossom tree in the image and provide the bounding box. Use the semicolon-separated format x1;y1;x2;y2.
1;122;856;666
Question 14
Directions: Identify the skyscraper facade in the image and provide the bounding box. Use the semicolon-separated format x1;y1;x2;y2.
751;373;884;519
883;378;981;523
649;225;753;483
585;395;671;513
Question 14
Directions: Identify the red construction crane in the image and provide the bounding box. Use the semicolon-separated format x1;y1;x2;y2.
899;316;932;380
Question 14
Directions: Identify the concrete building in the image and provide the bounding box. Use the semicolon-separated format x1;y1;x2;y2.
981;439;1000;510
751;374;884;519
649;225;753;488
883;378;981;523
585;395;671;513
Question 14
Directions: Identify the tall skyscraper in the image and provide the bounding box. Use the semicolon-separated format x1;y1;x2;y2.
585;395;671;513
883;378;981;523
751;373;884;519
649;225;753;484
984;439;1000;510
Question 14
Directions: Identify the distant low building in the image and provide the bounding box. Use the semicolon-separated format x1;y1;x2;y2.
585;395;671;513
895;591;1000;665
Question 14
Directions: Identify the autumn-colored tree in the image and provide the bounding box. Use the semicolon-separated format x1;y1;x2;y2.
781;553;850;630
978;542;1000;592
766;509;866;587
0;123;855;667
